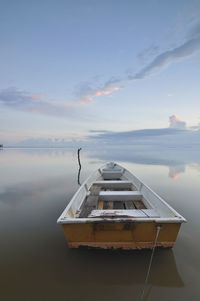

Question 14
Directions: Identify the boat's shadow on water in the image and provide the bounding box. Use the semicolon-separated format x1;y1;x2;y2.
62;246;184;288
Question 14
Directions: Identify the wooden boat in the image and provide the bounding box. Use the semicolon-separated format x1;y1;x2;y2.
57;162;186;250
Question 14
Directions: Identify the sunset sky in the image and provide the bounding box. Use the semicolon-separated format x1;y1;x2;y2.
1;0;200;145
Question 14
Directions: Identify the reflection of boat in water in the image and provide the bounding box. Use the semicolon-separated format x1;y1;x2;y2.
65;248;184;288
57;162;186;250
147;249;184;287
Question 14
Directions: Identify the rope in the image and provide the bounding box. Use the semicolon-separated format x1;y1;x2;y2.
139;225;161;301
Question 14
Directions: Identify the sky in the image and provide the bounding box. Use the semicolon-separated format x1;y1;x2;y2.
0;0;200;145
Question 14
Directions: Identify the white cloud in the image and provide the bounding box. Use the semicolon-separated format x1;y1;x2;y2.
129;35;200;80
0;87;81;118
169;115;186;129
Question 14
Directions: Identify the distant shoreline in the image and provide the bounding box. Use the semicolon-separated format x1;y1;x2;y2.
1;145;200;149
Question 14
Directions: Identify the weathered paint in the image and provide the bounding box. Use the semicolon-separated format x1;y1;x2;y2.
88;209;159;218
61;221;181;250
68;241;174;250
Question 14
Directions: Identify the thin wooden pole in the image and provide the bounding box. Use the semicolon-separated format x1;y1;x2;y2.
77;148;82;185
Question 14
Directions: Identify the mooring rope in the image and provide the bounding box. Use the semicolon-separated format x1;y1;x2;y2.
139;225;161;301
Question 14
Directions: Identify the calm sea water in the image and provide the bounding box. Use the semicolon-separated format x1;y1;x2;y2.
0;146;200;301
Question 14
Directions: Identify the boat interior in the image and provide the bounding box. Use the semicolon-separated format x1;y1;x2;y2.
58;162;186;223
77;162;157;218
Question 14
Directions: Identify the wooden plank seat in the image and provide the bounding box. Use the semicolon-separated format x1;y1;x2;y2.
98;191;143;201
94;180;135;190
80;188;147;216
95;180;132;184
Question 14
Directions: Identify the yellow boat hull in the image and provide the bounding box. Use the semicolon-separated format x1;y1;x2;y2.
62;221;181;250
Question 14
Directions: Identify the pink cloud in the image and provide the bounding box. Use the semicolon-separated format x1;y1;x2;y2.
79;84;122;104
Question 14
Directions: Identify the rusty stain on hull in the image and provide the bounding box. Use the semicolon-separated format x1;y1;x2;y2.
68;241;174;250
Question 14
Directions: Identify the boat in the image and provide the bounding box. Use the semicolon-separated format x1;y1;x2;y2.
57;162;186;250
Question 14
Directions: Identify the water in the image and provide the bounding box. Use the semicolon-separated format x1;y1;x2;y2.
0;146;200;301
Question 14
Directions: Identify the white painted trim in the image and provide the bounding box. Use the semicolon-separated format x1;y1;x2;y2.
57;217;184;224
141;209;160;218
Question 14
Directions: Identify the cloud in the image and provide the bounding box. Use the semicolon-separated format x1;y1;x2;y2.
0;87;34;106
2;21;200;117
0;87;79;118
137;44;160;61
169;115;186;129
76;78;123;103
80;85;121;103
86;115;200;146
129;35;200;80
4;115;200;148
76;22;200;103
190;123;200;130
88;127;184;142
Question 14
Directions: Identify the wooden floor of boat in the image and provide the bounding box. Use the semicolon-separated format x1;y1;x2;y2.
78;184;146;218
